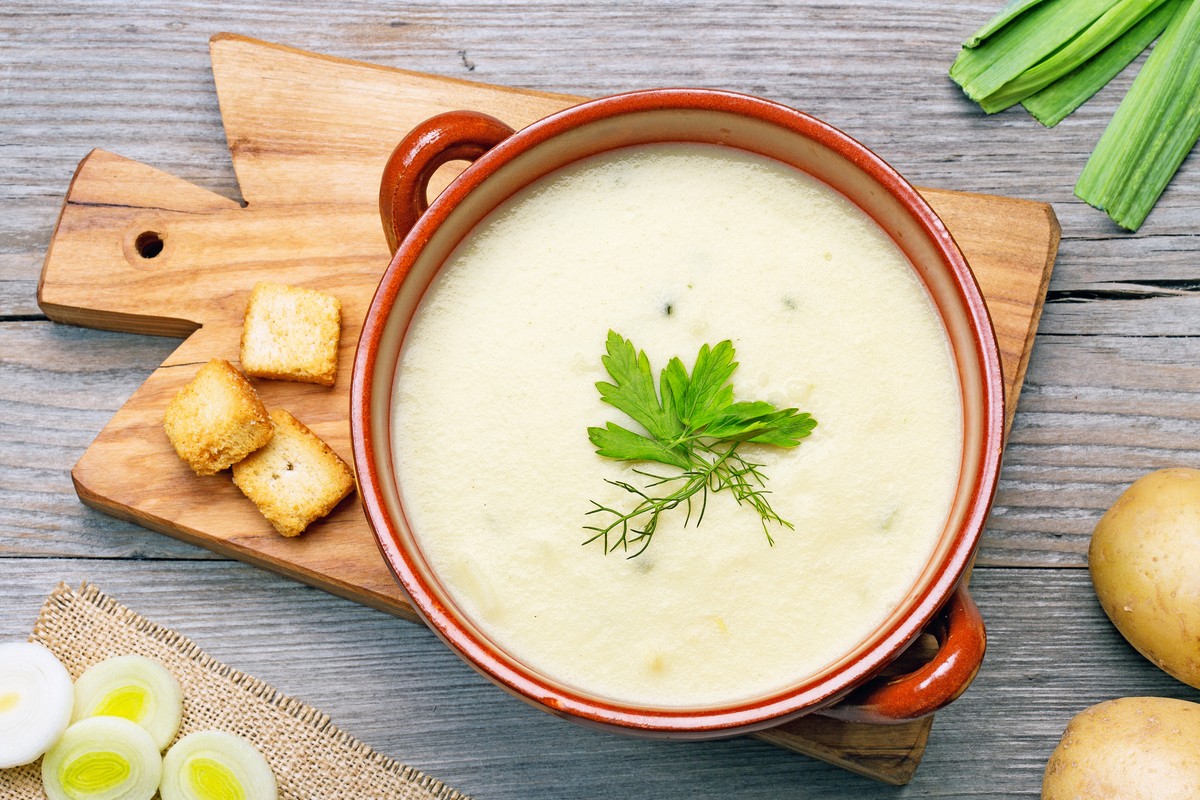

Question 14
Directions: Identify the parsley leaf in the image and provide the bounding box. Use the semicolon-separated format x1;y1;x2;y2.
585;331;817;557
595;331;685;447
586;422;692;470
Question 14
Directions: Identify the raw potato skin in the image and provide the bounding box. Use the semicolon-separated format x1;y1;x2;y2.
1089;468;1200;688
1043;697;1200;799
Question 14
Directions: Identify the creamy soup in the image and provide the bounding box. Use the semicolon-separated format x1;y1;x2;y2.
391;143;962;709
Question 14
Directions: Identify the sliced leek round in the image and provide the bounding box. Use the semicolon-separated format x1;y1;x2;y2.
0;641;74;769
160;731;277;800
41;716;162;800
72;655;183;751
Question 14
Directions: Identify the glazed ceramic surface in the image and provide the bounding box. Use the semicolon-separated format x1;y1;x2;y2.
351;89;1003;736
389;142;963;710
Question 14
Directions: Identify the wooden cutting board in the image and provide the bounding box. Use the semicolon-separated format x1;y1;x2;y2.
37;34;1059;785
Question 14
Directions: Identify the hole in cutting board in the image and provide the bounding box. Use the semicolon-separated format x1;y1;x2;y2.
135;231;164;259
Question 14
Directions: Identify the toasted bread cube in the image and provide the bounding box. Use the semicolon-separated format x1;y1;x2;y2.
240;282;342;386
232;409;354;537
163;359;274;476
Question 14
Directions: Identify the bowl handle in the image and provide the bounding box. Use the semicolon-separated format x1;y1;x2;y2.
819;584;986;724
378;111;516;254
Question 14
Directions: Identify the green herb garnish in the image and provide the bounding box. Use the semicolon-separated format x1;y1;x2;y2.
584;331;816;558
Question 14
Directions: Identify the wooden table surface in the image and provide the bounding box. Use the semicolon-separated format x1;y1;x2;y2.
4;3;1199;797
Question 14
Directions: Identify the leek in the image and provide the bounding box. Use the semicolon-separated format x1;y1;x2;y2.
72;655;183;751
41;717;162;800
160;731;278;800
1023;0;1181;126
950;0;1119;102
977;0;1172;113
0;642;74;769
1075;0;1200;229
964;0;1056;48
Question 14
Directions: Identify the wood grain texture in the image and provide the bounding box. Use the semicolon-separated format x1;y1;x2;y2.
34;38;1060;782
4;2;1200;797
7;324;1183;568
1;562;1190;800
41;37;1057;626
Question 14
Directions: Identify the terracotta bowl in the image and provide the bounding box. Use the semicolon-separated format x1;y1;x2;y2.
351;89;1004;737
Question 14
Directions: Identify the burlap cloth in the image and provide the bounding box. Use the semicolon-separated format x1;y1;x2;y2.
4;583;469;799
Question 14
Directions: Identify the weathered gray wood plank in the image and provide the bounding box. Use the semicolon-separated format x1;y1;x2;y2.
4;1;1200;796
0;561;1187;799
1;1;1197;314
992;332;1200;564
0;321;215;559
5;319;1194;567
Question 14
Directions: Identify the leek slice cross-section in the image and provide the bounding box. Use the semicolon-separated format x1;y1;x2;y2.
0;641;74;769
977;0;1171;113
950;0;1120;102
41;716;162;800
160;731;278;800
72;655;183;751
963;0;1057;47
1022;0;1181;126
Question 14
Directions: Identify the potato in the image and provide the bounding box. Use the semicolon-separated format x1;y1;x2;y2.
1043;697;1200;799
1089;468;1200;688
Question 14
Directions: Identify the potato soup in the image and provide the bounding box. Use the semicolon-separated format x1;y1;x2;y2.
390;143;962;708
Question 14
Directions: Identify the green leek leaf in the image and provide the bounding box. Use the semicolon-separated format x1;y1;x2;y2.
950;0;1119;103
978;0;1171;113
1023;0;1181;126
964;0;1057;48
1075;0;1200;230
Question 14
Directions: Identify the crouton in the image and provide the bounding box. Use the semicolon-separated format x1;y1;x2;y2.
231;409;354;537
163;359;274;476
240;282;342;386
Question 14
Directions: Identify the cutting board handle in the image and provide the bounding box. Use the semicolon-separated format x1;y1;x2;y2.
821;585;986;724
378;111;515;254
38;149;245;336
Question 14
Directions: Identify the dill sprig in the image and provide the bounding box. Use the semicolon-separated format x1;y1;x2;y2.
584;331;816;558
